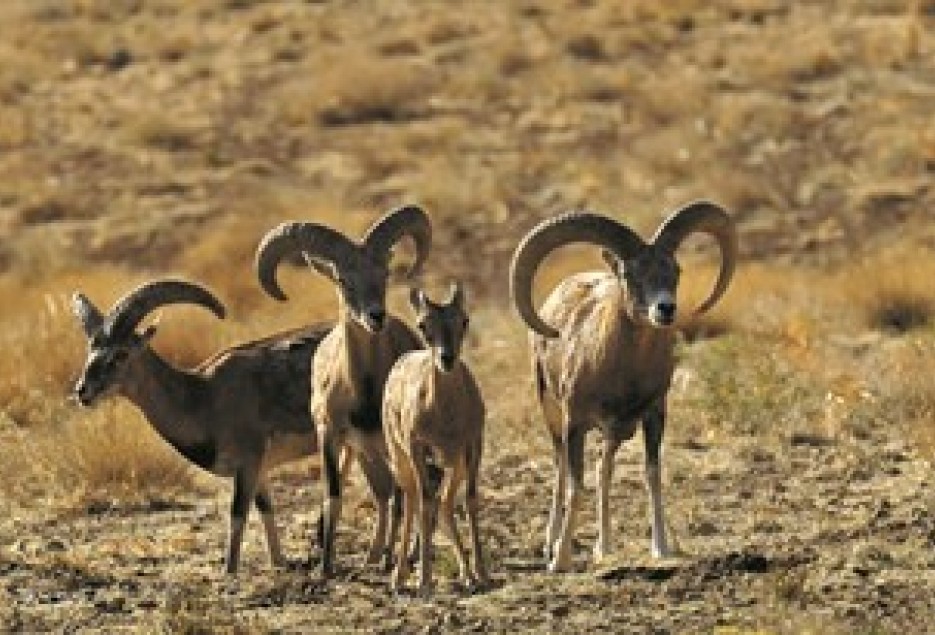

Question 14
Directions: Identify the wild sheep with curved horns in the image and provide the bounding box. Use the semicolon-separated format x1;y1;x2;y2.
509;201;737;572
255;204;430;580
71;279;333;574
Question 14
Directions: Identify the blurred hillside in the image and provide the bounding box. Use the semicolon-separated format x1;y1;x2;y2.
0;0;932;308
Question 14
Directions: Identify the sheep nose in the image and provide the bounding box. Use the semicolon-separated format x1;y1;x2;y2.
75;381;91;406
657;302;676;321
366;309;385;329
440;352;455;370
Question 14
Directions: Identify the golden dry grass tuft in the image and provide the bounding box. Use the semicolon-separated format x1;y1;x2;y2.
272;50;438;129
833;248;935;334
3;401;201;511
870;338;935;460
0;269;142;428
123;112;205;153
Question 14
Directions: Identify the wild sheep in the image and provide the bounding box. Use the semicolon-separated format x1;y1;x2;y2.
383;283;487;595
71;278;334;574
255;204;431;579
509;201;737;572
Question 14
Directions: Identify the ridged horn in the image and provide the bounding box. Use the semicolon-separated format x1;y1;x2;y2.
105;279;226;339
652;201;738;315
510;211;645;338
362;205;432;278
255;222;358;301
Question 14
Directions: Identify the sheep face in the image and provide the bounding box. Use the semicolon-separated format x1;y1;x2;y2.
74;327;155;406
322;255;390;333
603;246;681;328
409;283;469;373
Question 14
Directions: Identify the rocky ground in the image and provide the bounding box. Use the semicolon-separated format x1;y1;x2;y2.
2;322;933;633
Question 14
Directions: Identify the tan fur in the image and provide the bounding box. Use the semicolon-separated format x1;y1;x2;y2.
512;203;736;572
532;270;678;571
382;285;487;595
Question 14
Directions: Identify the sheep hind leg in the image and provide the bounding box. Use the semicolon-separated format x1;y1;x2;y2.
466;439;488;588
255;480;284;568
383;484;402;572
391;486;414;593
439;467;472;588
544;432;567;563
226;461;261;575
548;426;585;573
359;451;394;566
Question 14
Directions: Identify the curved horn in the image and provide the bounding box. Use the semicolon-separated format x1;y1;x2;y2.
363;205;432;277
510;211;645;338
105;279;226;339
652;201;738;315
255;222;357;301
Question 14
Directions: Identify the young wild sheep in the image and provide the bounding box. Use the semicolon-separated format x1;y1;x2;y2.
509;201;737;572
255;204;431;579
383;283;487;595
71;279;334;574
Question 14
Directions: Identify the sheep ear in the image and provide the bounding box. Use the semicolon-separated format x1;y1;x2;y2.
601;249;623;274
138;323;158;345
449;281;464;308
302;253;337;282
71;292;104;337
409;287;425;311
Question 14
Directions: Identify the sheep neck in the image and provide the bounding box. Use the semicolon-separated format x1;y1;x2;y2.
119;347;211;449
339;311;380;387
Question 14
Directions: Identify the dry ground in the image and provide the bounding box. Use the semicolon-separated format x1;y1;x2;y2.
1;0;934;633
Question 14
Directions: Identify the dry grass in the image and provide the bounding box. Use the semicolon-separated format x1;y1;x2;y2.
0;270;131;428
869;338;935;460
832;247;935;334
271;50;438;129
4;402;202;512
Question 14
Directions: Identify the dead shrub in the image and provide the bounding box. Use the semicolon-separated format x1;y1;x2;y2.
273;52;438;128
124;113;204;152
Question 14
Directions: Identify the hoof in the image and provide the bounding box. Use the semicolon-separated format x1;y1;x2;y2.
651;542;672;559
470;572;490;593
592;543;610;565
547;554;571;573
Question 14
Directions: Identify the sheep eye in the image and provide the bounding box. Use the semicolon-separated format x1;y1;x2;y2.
417;321;427;333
